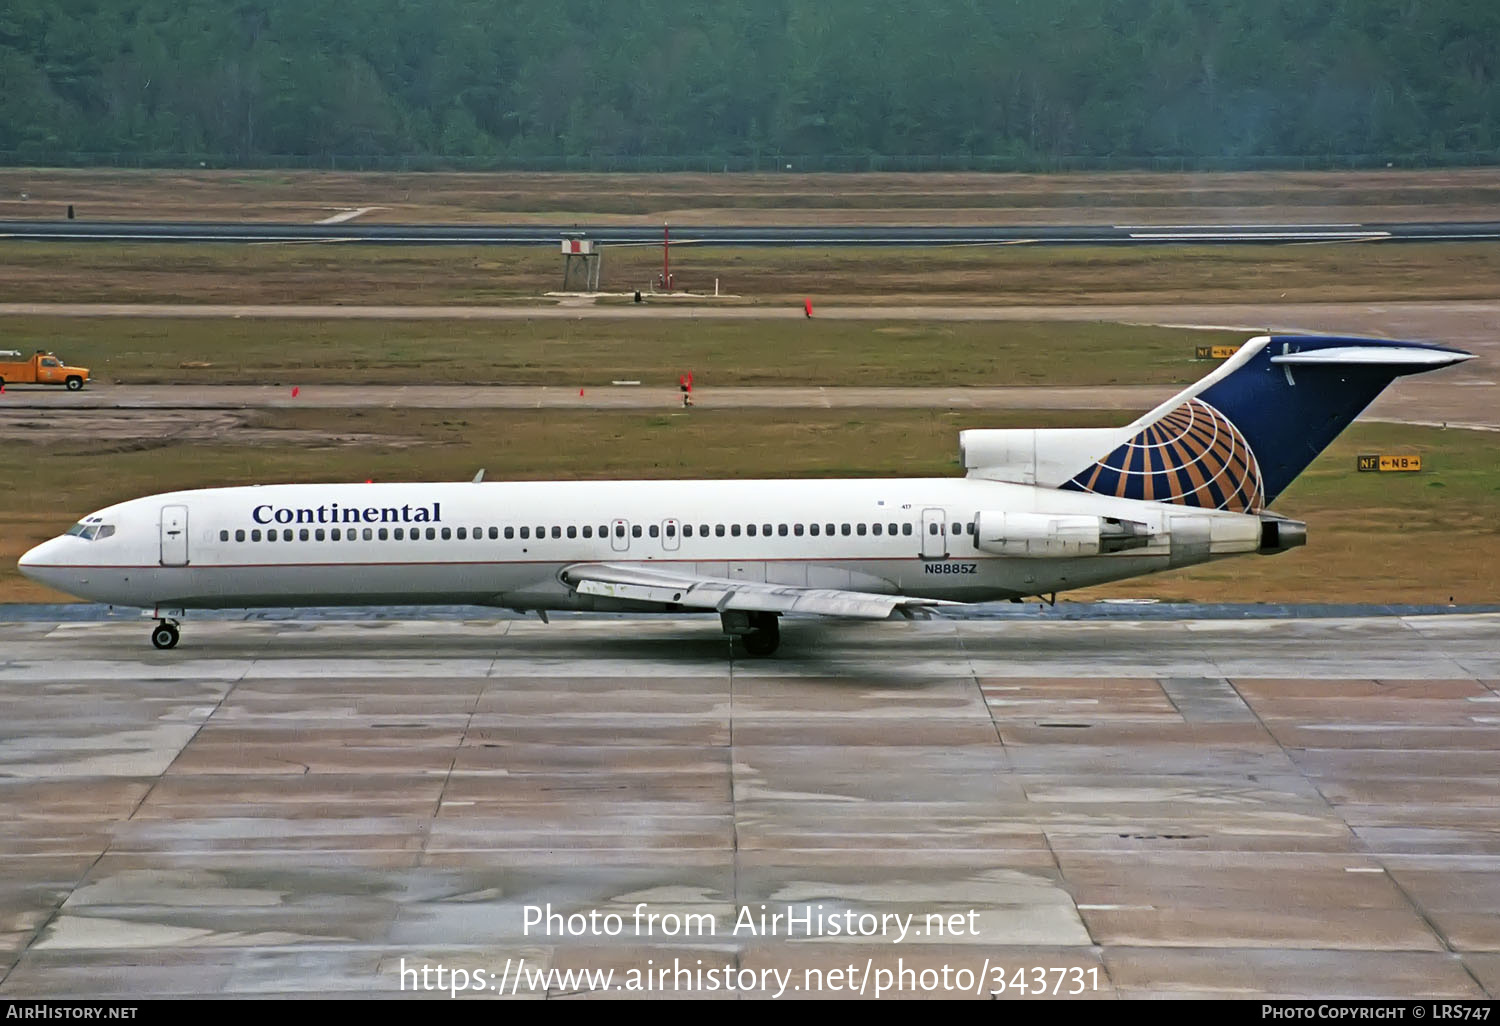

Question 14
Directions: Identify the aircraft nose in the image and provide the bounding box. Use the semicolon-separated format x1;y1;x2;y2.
17;538;61;580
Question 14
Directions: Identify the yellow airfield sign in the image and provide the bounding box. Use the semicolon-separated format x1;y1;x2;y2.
1357;453;1422;472
1194;345;1240;360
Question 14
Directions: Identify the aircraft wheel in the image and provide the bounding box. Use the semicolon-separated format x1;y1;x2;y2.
151;623;180;650
740;618;781;657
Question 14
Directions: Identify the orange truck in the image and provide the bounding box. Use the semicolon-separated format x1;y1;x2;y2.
0;349;90;390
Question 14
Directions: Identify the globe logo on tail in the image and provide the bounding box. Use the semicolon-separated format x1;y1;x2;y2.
1063;398;1264;513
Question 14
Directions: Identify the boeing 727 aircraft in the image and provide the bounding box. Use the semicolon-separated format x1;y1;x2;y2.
19;334;1472;655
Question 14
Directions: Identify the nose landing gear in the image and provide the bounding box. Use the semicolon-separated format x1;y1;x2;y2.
151;620;180;650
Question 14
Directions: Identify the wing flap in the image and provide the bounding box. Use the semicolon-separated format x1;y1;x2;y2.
563;563;958;620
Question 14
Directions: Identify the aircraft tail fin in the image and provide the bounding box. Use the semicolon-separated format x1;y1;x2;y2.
1062;335;1473;509
962;335;1473;510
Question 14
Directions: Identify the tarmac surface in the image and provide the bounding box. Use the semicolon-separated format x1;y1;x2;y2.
2;611;1498;998
5;219;1500;246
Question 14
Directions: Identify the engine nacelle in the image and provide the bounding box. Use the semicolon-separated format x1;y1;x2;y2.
974;511;1152;558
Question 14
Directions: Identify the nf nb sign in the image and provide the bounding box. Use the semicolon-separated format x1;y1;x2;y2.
1357;453;1422;472
1194;345;1239;360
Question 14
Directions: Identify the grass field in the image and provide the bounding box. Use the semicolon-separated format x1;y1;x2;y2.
6;408;1496;606
4;240;1500;306
2;317;1237;388
3;167;1499;224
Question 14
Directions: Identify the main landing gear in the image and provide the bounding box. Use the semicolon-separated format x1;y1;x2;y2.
721;610;781;657
151;619;180;650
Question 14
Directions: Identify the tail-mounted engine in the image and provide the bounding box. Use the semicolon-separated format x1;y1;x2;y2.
973;512;1153;558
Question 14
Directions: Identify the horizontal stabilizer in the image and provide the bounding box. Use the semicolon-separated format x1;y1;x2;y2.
1270;346;1475;368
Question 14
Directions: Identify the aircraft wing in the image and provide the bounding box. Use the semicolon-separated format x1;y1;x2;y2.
559;562;961;619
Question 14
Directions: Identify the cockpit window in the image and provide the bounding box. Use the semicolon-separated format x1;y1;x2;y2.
95;525;115;539
64;522;114;540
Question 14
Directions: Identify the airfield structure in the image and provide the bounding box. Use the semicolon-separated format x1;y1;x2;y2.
560;232;601;292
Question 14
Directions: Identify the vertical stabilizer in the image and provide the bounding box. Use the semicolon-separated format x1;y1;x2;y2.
1059;335;1472;509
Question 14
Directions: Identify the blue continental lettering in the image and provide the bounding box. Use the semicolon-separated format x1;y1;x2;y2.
252;502;443;526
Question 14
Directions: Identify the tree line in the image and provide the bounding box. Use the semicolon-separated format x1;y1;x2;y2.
2;0;1496;163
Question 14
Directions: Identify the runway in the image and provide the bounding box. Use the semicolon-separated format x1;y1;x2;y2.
1;612;1497;998
4;219;1500;246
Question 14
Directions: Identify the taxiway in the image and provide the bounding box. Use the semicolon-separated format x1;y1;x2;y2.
1;612;1496;998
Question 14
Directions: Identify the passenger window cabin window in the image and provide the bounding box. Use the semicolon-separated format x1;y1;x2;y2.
825;523;835;535
614;525;624;538
316;528;325;541
631;525;642;538
699;524;709;536
457;527;467;540
331;528;341;541
793;524;803;536
251;529;261;542
683;525;693;537
362;528;373;540
889;522;898;535
746;524;756;537
299;528;310;541
426;527;436;540
929;523;939;535
550;526;560;539
235;529;246;542
266;531;276;543
857;523;867;536
520;527;530;539
394;528;403;540
841;524;851;536
810;523;820;536
378;528;388;540
582;526;592;539
666;524;677;537
283;529;293;541
967;522;976;535
731;524;741;537
903;523;913;536
219;530;229;542
440;527;450;540
872;524;882;536
506;527;516;539
715;525;725;537
649;524;659;538
762;523;772;535
778;524;788;536
489;527;499;540
952;522;962;535
599;525;607;538
567;526;577;539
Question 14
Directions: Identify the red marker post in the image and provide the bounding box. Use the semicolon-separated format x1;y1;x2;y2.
291;386;300;398
804;298;814;318
679;372;694;408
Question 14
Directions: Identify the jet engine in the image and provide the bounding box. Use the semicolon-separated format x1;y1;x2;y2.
973;511;1152;558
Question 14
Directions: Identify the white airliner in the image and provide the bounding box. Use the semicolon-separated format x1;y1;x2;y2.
19;334;1472;655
